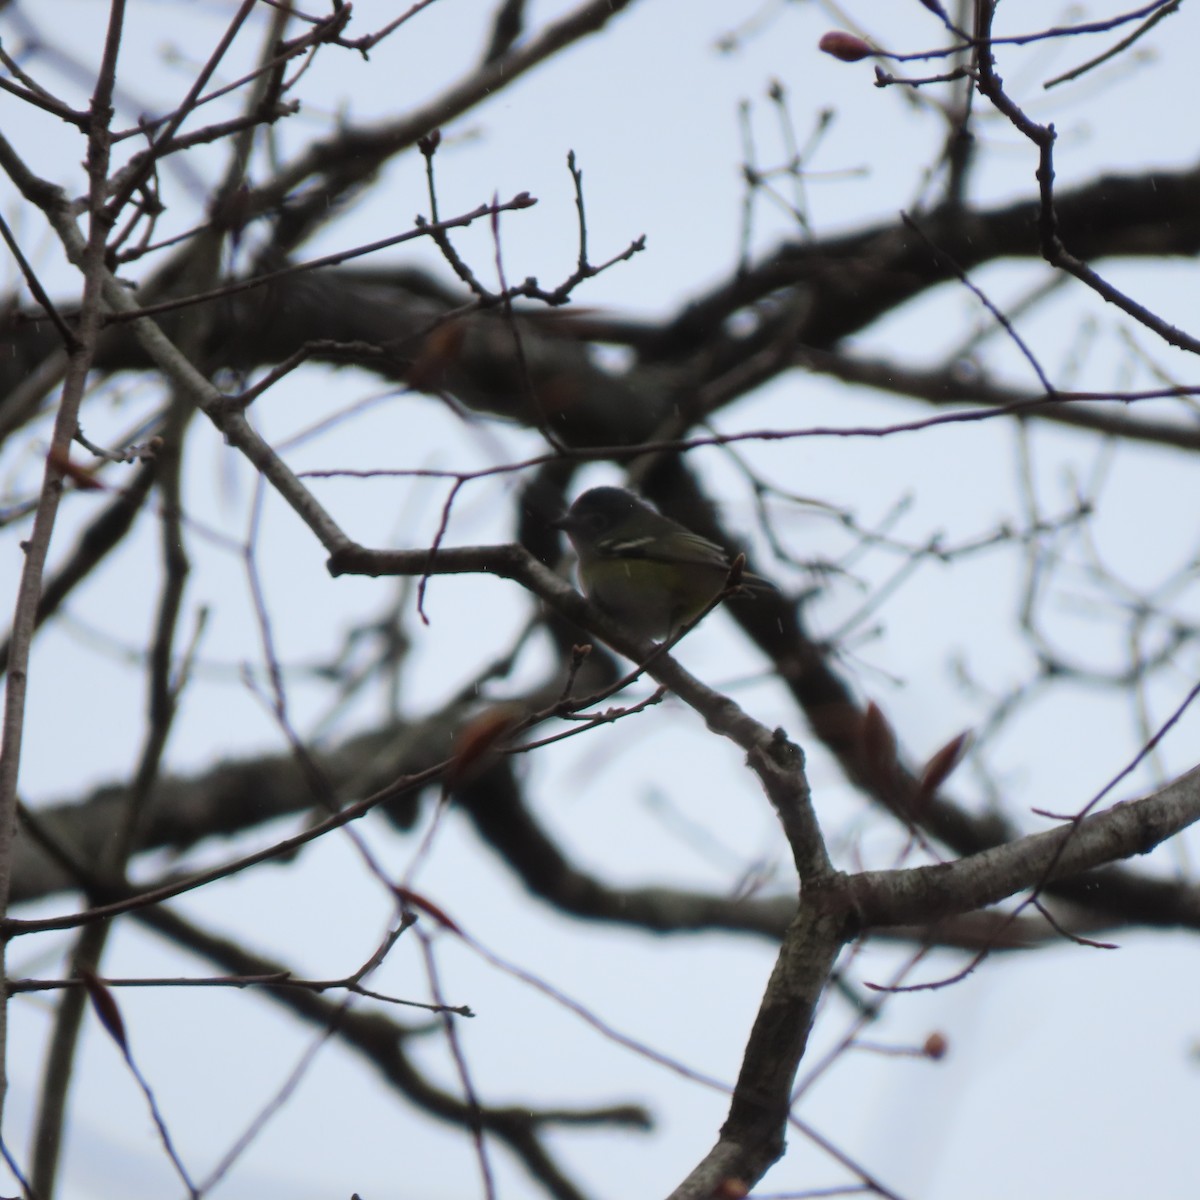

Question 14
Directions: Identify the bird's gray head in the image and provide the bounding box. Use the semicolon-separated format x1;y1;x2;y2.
554;487;650;540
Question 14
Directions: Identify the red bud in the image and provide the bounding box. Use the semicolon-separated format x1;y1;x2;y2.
393;885;463;934
918;730;972;799
446;704;523;787
819;31;873;62
861;701;898;788
80;969;128;1052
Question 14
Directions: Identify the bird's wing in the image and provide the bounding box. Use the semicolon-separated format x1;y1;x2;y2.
602;530;731;568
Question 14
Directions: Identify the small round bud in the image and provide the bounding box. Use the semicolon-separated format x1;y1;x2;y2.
924;1032;949;1061
819;31;873;62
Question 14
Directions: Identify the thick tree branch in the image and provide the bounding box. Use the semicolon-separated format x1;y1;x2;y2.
668;902;848;1198
848;764;1200;927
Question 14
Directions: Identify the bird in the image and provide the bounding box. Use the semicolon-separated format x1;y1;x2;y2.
552;486;774;640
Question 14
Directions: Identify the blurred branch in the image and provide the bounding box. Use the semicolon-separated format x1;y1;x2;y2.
7;161;1200;457
0;463;157;676
0;0;128;1137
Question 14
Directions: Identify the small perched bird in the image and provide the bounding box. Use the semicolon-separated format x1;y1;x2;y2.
553;486;774;640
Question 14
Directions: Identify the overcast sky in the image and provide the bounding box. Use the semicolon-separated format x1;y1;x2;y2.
4;3;1200;1198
